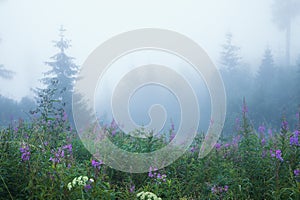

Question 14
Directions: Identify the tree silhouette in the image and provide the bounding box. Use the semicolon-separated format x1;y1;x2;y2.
272;0;300;66
219;33;252;135
38;26;79;126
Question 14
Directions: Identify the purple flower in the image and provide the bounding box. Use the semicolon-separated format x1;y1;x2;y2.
91;159;103;169
258;125;266;134
261;138;266;146
232;135;241;147
20;144;30;161
129;185;135;193
224;143;230;148
111;129;117;136
170;132;175;141
281;119;289;131
224;185;229;192
235;118;241;131
211;185;228;194
275;150;283;161
148;167;166;182
215;143;221;150
268;129;273;138
290;130;299;146
50;147;65;164
63;144;72;153
190;146;196;153
84;184;92;192
270;149;283;162
294;169;300;176
63;111;68;121
270;149;275;158
148;166;155;178
110;119;117;129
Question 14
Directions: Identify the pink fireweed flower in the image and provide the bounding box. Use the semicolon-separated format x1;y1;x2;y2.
215;143;221;150
20;144;30;161
281;119;289;132
290;130;299;146
211;185;229;194
129;185;135;193
91;159;103;169
294;169;300;176
148;167;166;182
270;149;283;162
190;146;197;153
258;125;266;134
232;135;241;147
63;144;72;153
63;111;68;121
268;129;273;138
50;147;65;164
261;138;266;146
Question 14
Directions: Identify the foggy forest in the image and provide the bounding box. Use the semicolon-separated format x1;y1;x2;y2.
0;0;300;199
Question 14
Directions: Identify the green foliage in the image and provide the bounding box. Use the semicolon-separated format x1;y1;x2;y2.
0;86;300;199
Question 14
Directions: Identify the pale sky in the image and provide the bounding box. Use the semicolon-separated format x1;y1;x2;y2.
0;0;299;101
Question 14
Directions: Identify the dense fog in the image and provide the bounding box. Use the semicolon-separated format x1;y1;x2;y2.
0;0;300;135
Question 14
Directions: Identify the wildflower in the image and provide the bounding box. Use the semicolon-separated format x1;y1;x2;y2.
190;146;196;152
63;144;72;153
281;119;289;132
235;118;241;131
67;182;72;191
224;143;230;148
84;184;92;192
63;111;68;121
111;129;117;136
290;130;299;146
214;143;221;150
211;185;229;194
294;169;300;176
49;147;65;164
68;175;94;191
224;185;229;192
129;185;135;193
148;166;156;178
232;135;241;147
110;119;118;136
20;144;30;161
258;125;266;134
91;159;103;169
171;121;175;131
261;138;266;146
268;129;273;138
270;149;283;162
148;167;166;182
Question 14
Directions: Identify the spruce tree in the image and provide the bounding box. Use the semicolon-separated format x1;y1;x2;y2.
39;26;79;126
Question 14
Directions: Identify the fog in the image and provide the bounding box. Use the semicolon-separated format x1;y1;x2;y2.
1;0;300;100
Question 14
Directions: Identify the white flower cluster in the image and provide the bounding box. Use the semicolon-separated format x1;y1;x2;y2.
67;176;94;191
136;191;162;200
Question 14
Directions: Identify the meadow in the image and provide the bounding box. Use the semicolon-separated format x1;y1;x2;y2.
0;99;299;200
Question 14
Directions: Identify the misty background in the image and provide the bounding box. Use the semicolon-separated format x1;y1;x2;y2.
0;0;300;135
